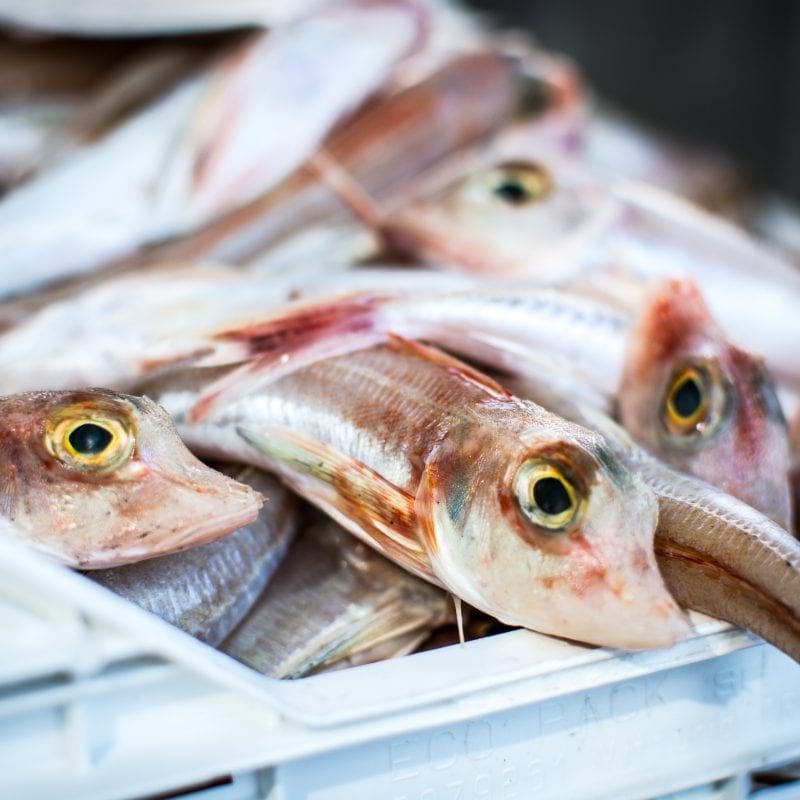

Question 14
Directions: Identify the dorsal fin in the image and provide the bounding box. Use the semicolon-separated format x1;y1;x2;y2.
385;334;513;400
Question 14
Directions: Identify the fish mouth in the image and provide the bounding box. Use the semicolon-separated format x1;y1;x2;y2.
83;479;262;569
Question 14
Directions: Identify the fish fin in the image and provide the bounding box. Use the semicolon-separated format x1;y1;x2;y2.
190;295;392;421
305;148;385;229
385;334;513;400
236;425;436;582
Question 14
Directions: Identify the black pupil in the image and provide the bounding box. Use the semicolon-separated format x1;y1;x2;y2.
68;423;113;455
533;477;572;516
493;179;530;205
672;377;702;418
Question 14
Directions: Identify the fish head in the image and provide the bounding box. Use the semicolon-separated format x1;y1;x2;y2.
0;389;262;568
416;406;689;649
618;277;791;527
382;155;607;276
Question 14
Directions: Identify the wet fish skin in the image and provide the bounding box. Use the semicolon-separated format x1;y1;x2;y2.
221;515;453;679
88;467;297;645
0;265;288;393
0;265;482;394
150;340;689;651
0;388;262;568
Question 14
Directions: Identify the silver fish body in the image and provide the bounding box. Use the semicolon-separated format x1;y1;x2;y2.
221;515;452;678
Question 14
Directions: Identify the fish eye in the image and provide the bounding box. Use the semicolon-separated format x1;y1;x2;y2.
484;162;553;206
45;406;135;473
514;459;582;532
662;364;723;438
68;423;114;455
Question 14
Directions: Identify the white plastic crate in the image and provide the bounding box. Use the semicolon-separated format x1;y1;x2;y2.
3;532;800;800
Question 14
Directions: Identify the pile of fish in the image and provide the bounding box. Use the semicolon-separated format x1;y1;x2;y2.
3;0;800;679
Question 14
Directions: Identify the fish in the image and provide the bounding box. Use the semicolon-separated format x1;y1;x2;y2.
0;0;424;297
141;50;531;270
617;278;791;527
374;143;800;388
0;388;262;568
507;378;800;664
221;514;452;678
0;265;290;391
0;265;481;392
88;466;298;645
146;337;690;650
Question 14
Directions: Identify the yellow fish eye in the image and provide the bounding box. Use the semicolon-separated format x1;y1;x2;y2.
514;460;581;532
484;162;553;206
46;408;134;473
663;366;711;435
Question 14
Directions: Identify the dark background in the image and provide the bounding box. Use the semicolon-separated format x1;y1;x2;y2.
467;0;800;199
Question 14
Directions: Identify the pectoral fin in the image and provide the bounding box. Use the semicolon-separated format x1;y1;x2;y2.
190;295;391;421
236;425;435;582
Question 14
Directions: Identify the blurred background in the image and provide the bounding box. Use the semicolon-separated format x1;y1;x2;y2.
469;0;800;201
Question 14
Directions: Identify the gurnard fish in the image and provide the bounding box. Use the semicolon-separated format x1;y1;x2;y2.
147;338;689;651
0;0;424;297
373;146;800;388
511;380;800;664
89;467;298;645
143;49;539;269
0;47;521;322
184;272;791;527
0;389;262;568
222;514;452;678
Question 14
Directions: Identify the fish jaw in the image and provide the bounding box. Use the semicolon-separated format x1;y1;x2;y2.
415;410;689;650
618;277;791;527
0;389;262;568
